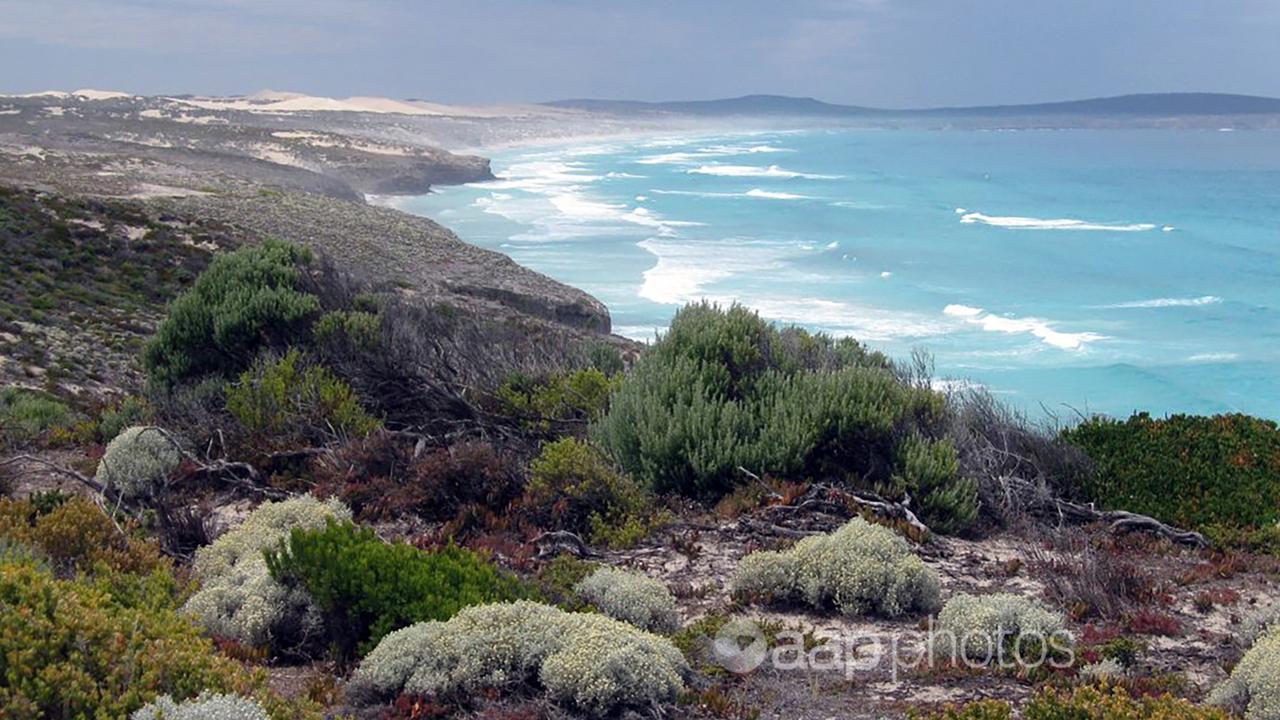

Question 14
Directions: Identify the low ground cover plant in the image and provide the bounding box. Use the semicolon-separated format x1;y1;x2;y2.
573;565;680;633
182;495;350;652
729;516;941;617
347;600;688;717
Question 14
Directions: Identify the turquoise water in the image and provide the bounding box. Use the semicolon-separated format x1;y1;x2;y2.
396;128;1280;420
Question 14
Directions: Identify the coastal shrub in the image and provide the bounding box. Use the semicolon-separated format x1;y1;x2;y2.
144;239;320;387
933;593;1069;663
1209;625;1280;719
523;437;649;535
348;600;688;717
592;303;974;531
0;495;165;575
95;425;184;501
0;560;314;720
573;566;680;633
265;519;528;659
182;495;350;651
0;385;75;448
133;692;271;720
498;368;619;433
313;309;381;351
914;686;1230;720
225;349;380;447
894;434;977;535
311;431;523;523
729;517;941;617
97;395;154;442
1062;412;1280;532
534;554;599;609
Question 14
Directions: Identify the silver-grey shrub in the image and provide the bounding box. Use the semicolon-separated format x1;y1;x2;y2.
573;566;679;633
131;692;269;720
933;592;1068;662
182;495;350;649
1209;624;1280;719
95;425;182;501
729;517;941;617
348;600;688;717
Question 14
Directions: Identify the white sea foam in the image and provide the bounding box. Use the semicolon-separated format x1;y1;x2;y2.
1188;352;1239;362
1100;296;1222;309
744;188;809;200
831;200;888;210
649;188;812;200
686;164;839;179
880;271;893;278
636;143;791;165
636;237;791;304
959;210;1157;232
943;304;1106;351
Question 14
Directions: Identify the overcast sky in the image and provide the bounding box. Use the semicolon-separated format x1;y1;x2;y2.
2;0;1279;107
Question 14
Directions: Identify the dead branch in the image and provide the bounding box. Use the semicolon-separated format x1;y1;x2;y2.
1000;475;1209;548
0;454;104;493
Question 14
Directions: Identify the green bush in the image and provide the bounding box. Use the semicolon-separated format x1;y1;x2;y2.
0;386;74;448
1063;412;1280;532
225;349;379;446
95;425;184;502
498;368;619;432
729;517;941;617
933;592;1069;662
182;495;350;651
0;559;314;720
144;239;320;387
524;437;650;535
98;395;153;443
265;519;528;660
592;303;974;531
914;685;1230;720
573;566;679;633
133;692;270;720
313;309;380;350
348;600;687;717
1209;625;1280;719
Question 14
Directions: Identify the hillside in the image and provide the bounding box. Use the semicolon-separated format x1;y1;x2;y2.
546;91;1280;126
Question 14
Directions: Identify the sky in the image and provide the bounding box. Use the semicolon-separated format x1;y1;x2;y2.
2;0;1279;107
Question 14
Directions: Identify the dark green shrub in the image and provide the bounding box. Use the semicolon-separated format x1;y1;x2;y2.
225;349;379;447
1063;412;1280;532
524;437;650;536
265;520;528;660
144;239;320;387
0;386;74;448
592;303;974;531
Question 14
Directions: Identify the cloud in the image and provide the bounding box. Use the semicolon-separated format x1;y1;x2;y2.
0;0;389;54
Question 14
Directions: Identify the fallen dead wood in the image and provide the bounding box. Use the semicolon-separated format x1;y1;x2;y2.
532;530;598;558
753;483;934;540
997;475;1209;548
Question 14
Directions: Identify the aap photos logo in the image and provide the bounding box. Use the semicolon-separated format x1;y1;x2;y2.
713;618;769;673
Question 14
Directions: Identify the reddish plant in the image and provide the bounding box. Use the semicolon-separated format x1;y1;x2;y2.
1127;610;1183;637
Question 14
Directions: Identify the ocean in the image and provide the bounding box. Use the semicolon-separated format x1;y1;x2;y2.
393;127;1280;420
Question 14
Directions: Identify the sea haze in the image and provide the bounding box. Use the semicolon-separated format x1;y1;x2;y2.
395;128;1280;420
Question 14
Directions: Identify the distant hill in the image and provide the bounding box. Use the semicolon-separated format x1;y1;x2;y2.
545;92;1280;117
